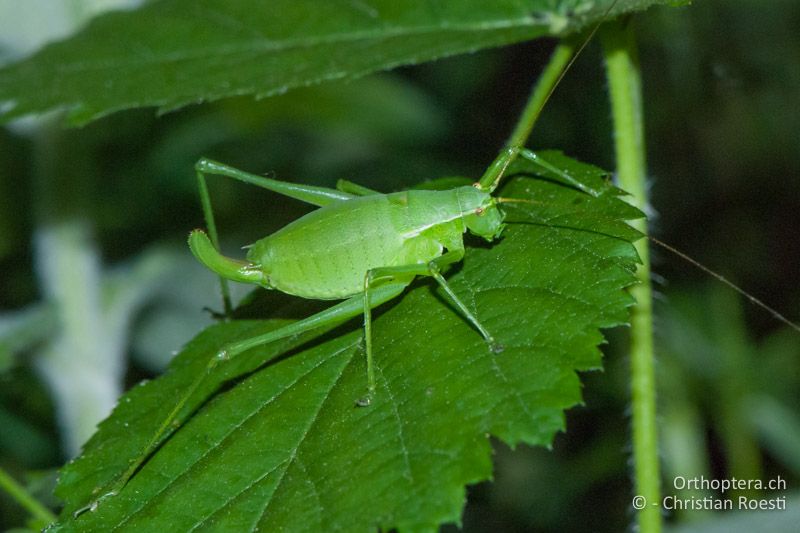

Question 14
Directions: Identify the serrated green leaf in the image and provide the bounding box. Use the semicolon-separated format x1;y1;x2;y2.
49;152;641;532
0;0;668;125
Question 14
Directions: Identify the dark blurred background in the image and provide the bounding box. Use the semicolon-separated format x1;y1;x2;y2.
1;0;798;531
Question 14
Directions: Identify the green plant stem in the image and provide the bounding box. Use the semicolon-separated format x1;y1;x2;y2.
0;465;56;525
506;39;577;150
601;19;661;533
478;38;577;191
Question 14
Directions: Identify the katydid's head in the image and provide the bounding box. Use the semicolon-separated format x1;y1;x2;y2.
458;186;505;241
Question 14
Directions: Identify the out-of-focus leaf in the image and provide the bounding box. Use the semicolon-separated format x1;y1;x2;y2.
221;75;448;145
50;152;640;531
0;305;56;372
0;406;56;466
0;0;668;125
745;396;800;475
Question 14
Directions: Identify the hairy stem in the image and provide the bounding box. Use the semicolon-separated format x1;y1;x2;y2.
0;465;56;526
601;19;661;533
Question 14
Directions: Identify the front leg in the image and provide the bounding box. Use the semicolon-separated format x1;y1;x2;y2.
517;149;601;197
358;252;501;405
427;252;503;353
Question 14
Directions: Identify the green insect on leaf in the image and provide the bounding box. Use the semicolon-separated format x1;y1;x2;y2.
0;1;675;531
50;152;642;531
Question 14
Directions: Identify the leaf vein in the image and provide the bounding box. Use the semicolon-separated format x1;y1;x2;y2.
253;339;360;530
22;21;539;77
112;339;355;530
375;364;414;484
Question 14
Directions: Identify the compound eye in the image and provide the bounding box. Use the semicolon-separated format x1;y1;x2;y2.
475;207;485;216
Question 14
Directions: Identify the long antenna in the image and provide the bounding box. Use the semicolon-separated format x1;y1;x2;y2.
650;236;800;333
499;197;800;333
494;3;799;334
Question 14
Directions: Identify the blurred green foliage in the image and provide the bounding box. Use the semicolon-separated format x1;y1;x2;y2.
1;0;799;531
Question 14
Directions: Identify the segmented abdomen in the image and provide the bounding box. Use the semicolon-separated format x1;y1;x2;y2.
248;194;449;299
